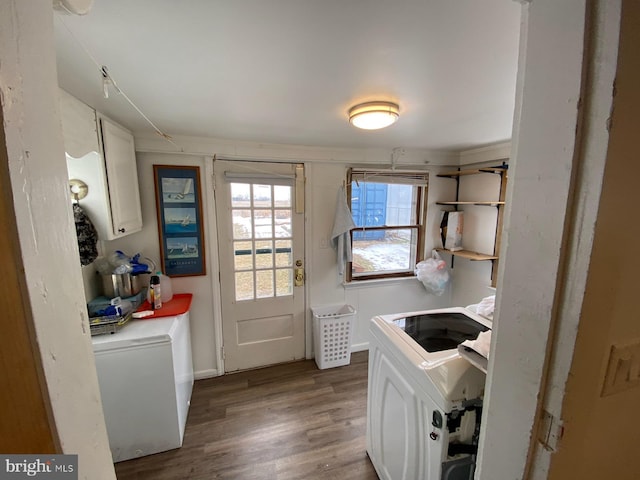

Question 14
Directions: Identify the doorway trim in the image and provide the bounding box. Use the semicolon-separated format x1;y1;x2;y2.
204;156;226;374
475;0;621;478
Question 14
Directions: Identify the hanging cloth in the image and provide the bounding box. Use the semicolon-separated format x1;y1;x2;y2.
73;203;99;266
331;186;356;276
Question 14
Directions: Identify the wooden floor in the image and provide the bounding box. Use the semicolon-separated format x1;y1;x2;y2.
114;351;379;480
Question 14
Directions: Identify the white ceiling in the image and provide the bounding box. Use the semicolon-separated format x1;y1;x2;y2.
53;0;521;152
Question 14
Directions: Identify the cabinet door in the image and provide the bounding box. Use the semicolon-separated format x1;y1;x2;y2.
59;89;100;158
100;117;143;236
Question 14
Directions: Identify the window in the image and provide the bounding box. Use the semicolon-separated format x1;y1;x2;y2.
347;168;428;281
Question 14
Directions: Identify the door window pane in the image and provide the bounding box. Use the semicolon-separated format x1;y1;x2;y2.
231;183;251;208
276;269;292;296
255;240;274;269
253;184;272;208
274;210;292;238
234;241;253;270
256;270;274;298
274;185;291;207
275;240;292;267
235;271;254;301
254;210;273;238
232;210;252;239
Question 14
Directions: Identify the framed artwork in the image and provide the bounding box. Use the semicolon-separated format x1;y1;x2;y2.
153;165;206;277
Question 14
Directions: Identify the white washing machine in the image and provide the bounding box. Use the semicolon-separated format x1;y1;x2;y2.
366;307;491;480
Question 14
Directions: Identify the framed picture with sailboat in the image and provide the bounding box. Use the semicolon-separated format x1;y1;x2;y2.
153;165;206;277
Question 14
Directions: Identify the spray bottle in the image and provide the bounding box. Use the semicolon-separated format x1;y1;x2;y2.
149;274;162;310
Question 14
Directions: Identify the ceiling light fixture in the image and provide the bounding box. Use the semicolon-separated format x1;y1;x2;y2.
348;101;400;130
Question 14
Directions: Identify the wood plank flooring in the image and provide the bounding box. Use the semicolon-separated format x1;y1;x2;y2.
114;351;379;480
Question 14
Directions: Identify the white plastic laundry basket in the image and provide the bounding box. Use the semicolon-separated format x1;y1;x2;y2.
312;304;356;369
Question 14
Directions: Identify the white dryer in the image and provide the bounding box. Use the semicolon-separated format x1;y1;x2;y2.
366;307;491;480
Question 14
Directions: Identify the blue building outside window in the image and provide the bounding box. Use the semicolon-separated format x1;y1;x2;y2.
351;182;387;240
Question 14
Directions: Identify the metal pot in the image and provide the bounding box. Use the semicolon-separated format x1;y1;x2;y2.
101;273;144;298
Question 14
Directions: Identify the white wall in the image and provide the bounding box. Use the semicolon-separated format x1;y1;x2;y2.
448;161;506;307
106;152;219;378
0;1;115;477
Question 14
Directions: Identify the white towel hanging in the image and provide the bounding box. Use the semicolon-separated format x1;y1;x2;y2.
331;186;356;276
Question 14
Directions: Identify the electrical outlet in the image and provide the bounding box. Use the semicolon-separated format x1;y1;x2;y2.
601;340;640;396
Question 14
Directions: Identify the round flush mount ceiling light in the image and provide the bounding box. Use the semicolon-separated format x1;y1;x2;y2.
348;101;400;130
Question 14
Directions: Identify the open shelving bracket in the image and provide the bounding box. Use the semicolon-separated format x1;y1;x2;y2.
436;163;508;287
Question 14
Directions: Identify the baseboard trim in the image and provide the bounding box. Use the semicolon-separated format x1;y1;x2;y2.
194;368;219;380
351;342;369;353
196;344;369;379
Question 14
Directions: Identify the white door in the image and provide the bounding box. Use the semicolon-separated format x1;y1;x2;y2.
214;160;305;372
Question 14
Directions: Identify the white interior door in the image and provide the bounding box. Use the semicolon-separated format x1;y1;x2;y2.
214;160;305;372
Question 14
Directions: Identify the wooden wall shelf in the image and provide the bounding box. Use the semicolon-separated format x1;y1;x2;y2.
436;201;505;206
435;248;498;261
436;164;508;287
437;167;507;178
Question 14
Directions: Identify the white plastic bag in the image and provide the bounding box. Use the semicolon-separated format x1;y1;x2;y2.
415;251;450;296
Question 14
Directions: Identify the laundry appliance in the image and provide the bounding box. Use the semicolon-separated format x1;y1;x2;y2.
366;306;491;480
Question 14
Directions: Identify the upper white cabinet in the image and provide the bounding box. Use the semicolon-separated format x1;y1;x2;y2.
59;88;100;158
99;116;143;237
60;89;143;240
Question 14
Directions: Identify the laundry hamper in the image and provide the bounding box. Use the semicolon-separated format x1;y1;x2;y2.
312;304;356;369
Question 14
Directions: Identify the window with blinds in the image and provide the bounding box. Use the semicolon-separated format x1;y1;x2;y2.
347;168;429;281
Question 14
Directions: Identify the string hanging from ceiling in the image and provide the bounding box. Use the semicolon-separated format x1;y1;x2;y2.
55;14;184;152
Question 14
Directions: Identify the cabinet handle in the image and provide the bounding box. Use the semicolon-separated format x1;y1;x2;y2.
118;228;126;233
